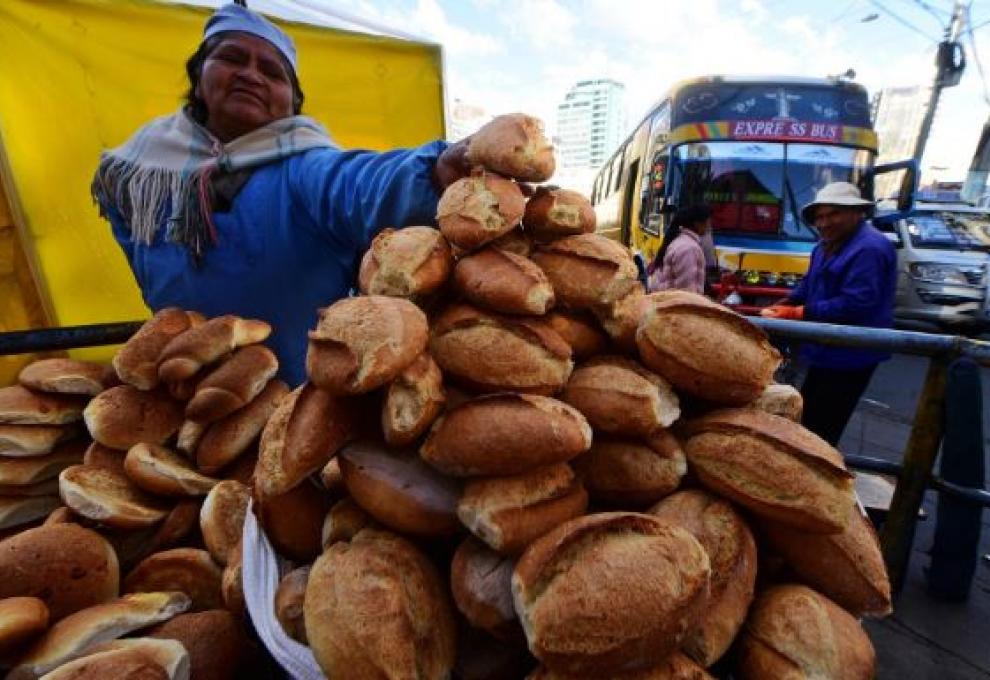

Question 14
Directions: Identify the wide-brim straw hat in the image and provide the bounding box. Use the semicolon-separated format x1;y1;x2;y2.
801;181;874;223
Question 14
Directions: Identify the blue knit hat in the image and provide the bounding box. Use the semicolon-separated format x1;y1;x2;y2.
204;3;297;73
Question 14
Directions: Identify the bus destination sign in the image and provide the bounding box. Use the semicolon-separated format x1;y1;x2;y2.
730;119;841;142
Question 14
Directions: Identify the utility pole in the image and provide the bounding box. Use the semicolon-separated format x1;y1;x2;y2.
912;1;967;165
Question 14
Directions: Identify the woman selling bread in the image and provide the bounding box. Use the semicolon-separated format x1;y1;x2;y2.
91;3;468;386
647;205;713;294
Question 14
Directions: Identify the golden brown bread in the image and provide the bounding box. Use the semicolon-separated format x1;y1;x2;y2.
123;444;218;497
594;285;648;352
123;549;223;612
450;536;519;640
321;498;376;549
0;597;49;658
195;379;288;474
512;512;711;675
357;227;453;298
421;393;592;477
457;463;587;555
523;187;596;241
83;386;183;451
18;360;113;397
430;304;573;395
175;421;206;459
254;480;330;562
35;644;177;680
319;458;345;495
437;172;526;251
339;439;461;537
82;442;126;473
199;481;250;566
736;584;876;680
0;424;79;458
306;296;428;394
489;226;533;257
572;432;687;507
452;248;555;315
527;653;715;679
758;509;892;618
157;315;271;385
0;440;86;486
649;489;758;666
545;311;609;360
562;355;680;436
751;383;804;421
382;352;445;447
219;542;244;620
682;409;855;533
274;567;309;645
635;296;780;405
531;234;639;311
465;113;555;182
147;609;244;680
113;308;199;390
0;386;87;426
0;496;62;531
58;464;170;529
184;345;278;423
304;529;456;680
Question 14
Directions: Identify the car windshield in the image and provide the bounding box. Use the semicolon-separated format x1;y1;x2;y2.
907;212;990;251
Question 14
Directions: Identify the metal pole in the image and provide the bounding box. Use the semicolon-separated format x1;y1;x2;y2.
912;1;966;164
0;322;144;356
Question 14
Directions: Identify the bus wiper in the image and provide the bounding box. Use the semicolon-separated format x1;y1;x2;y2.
784;177;815;238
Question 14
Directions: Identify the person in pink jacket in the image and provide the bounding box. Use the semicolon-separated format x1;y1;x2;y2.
647;205;712;294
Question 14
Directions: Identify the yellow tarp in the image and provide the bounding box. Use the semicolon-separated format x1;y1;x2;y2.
0;0;444;378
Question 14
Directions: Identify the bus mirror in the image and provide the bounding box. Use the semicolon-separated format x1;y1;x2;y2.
870;159;919;214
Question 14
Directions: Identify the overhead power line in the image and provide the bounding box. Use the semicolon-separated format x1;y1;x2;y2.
867;0;940;41
965;5;990;105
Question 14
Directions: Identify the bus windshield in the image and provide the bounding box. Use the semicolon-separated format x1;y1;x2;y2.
670;141;872;241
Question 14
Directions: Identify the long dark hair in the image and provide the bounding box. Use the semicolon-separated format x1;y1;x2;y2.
653;204;712;271
183;33;305;126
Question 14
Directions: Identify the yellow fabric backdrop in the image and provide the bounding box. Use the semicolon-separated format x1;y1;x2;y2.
0;0;444;380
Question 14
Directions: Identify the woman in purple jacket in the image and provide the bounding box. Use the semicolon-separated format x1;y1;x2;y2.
647;205;712;294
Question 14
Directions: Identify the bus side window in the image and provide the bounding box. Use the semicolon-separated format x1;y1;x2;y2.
639;151;669;235
613;148;626;192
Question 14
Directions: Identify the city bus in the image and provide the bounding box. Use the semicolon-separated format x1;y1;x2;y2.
591;75;914;312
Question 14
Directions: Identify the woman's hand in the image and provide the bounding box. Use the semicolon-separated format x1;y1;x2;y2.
432;139;471;190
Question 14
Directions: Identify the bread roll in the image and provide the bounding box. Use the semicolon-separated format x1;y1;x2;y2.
42;507;76;526
450;537;519;640
546;311;609;360
0;424;79;458
0;496;61;531
304;529;456;680
382;352;445;447
113;308;200;390
306;296;428;394
0;386;87;426
649;489;757;666
144;500;201;557
531;234;639;311
736;585;875;680
59;464;169;529
175;420;206;458
148;610;244;680
635;295;780;405
594;285;648;352
82;442;126;473
437;173;526;251
421;394;592;477
512;512;710;674
452;248;555;315
573;432;687;507
321;498;376;549
0;597;49;658
758;509;892;617
255;481;330;562
195;379;288;474
83;386;183;451
124;444;218;497
430;304;573;395
339;440;460;537
18;359;112;397
199;481;250;566
465;113;555;182
41;638;189;680
682;409;855;533
457;464;587;555
274;567;309;645
523;187;595;241
358;227;453;298
157;315;271;385
489;226;533;257
527;653;715;679
124;549;223;612
751;383;803;421
219;542;244;619
0;440;86;486
319;458;345;495
184;345;278;424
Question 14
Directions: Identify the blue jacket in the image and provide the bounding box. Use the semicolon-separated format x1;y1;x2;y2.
790;221;897;369
104;141;446;386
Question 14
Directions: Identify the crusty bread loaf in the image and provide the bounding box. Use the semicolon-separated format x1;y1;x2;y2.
512;512;711;675
0;424;79;458
18;359;113;397
0;386;87;426
451;536;519;640
0;597;49;658
562;355;680;436
0;524;119;622
430;304;573;395
59;464;170;529
531;234;639;311
452;248;555;315
437;173;526;251
321;498;376;549
527;652;715;679
199;481;250;566
0;496;61;531
306;296;428;394
123;444;218;497
523;187;596;241
382;352;445;447
254;480;330;562
274;566;310;645
83;386;183;451
124;549;223;613
457;463;587;555
195;379;288;475
465;113;555;182
649;489;757;666
157;315;271;385
758;509;892;617
113;309;200;390
184;345;278;423
489;226;533;257
682;409;855;533
0;440;86;486
421;393;592;477
148;610;244;680
339;440;461;537
736;585;876;680
594;285;647;352
635;296;780;405
545;311;609;360
572;431;686;507
358;227;453;298
304;529;456;680
751;383;804;421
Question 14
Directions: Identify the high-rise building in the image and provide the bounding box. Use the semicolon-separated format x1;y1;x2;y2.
872;85;930;197
447;99;491;142
555;79;626;174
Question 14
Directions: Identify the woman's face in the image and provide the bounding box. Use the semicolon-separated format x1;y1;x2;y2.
196;33;294;142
